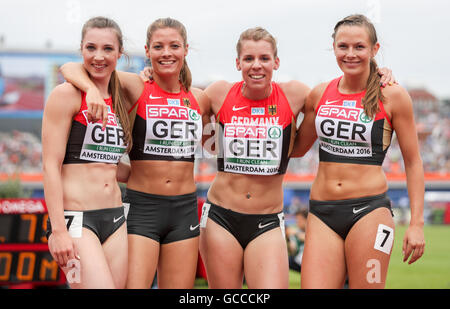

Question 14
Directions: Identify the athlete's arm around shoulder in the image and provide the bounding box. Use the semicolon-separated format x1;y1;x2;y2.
278;80;311;117
115;71;145;107
290;82;328;157
204;80;234;115
60;62;109;125
60;62;142;124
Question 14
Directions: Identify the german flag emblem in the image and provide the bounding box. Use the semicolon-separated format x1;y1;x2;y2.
183;98;191;108
268;105;277;116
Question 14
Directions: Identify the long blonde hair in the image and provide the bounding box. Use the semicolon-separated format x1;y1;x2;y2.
81;16;132;152
332;14;384;119
146;18;192;92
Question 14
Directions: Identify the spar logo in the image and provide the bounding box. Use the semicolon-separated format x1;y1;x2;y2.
147;105;189;120
268;126;281;139
359;111;373;123
189;109;200;121
317;106;360;122
224;125;267;138
147;105;200;122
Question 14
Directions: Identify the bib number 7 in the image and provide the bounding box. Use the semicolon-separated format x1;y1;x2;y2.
374;224;394;255
64;211;83;238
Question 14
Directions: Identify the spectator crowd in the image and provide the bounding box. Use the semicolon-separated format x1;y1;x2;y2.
1;92;449;176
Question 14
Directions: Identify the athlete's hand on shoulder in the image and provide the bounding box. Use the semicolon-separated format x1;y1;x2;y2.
139;66;153;82
48;230;80;267
402;224;425;264
86;87;108;129
378;67;397;88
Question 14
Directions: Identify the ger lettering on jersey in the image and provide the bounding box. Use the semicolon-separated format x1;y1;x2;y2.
216;81;295;176
129;80;202;162
63;92;127;164
315;76;393;165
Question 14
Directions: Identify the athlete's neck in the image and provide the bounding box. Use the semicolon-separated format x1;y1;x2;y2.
339;71;370;94
153;74;182;93
241;82;272;101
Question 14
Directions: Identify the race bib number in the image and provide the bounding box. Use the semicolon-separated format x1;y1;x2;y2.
374;224;394;255
144;105;202;158
80;110;126;163
223;124;283;175
64;211;83;238
199;202;211;228
278;212;286;239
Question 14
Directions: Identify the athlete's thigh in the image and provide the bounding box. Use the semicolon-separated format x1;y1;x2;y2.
157;236;199;289
102;223;128;288
199;219;244;289
126;234;160;289
345;207;394;289
65;228;115;289
301;213;347;289
243;227;289;289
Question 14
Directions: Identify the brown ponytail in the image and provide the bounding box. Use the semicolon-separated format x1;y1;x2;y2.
82;16;133;152
109;70;132;152
332;14;384;119
179;58;192;92
363;58;384;119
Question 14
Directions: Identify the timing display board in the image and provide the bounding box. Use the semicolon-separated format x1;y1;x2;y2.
0;199;65;285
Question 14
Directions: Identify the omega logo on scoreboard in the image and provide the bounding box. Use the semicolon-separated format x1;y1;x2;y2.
0;199;65;285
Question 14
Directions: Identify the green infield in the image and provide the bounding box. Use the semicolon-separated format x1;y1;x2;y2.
386;224;450;289
195;225;450;289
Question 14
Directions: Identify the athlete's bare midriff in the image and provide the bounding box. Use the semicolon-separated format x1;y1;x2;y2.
310;162;388;201
207;172;284;214
127;160;196;196
61;163;122;211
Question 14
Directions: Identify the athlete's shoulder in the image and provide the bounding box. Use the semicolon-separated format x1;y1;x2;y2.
46;82;81;108
190;86;205;96
381;83;413;112
277;80;311;116
205;80;234;96
278;80;310;95
312;81;330;94
381;83;410;100
309;81;331;102
51;82;81;97
44;82;81;116
205;80;234;113
190;87;211;113
190;86;208;102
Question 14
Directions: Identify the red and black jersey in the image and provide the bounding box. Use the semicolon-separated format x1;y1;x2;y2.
128;80;203;162
63;92;127;164
216;81;296;175
315;76;393;165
